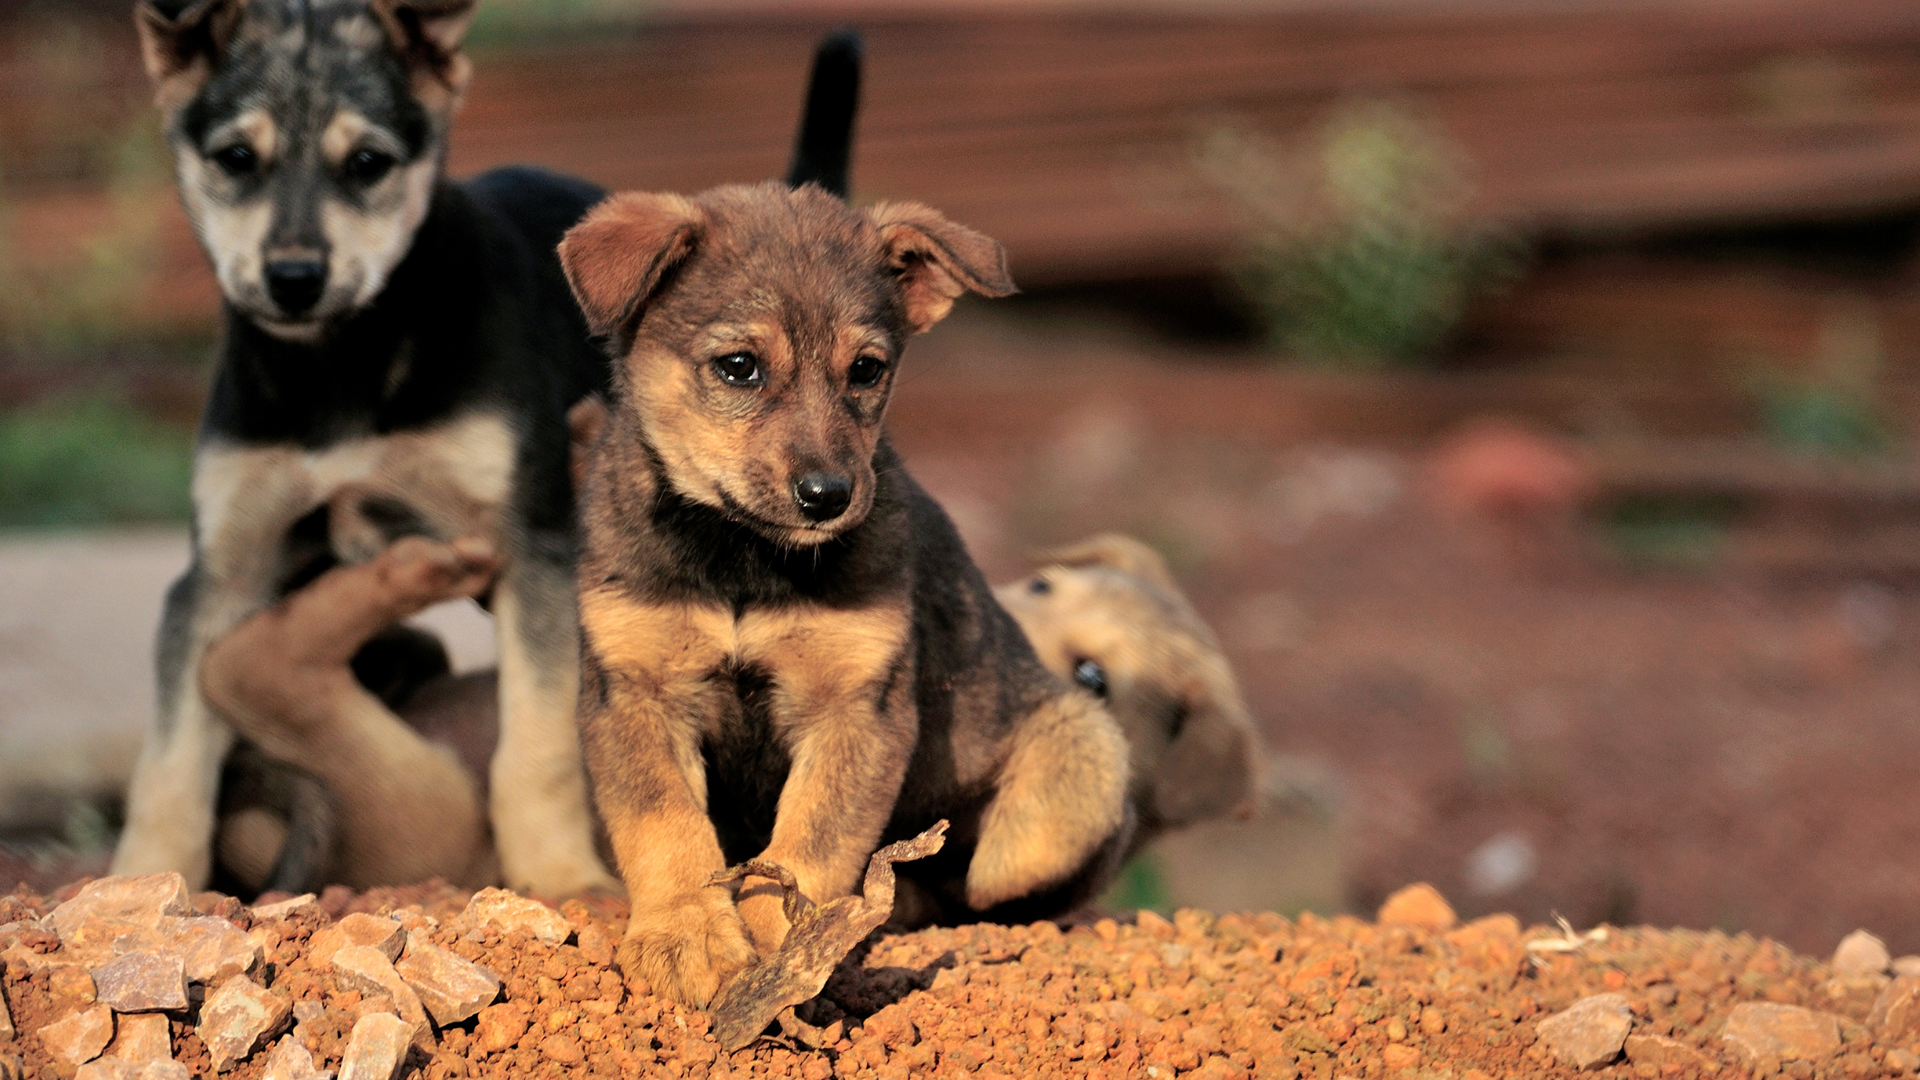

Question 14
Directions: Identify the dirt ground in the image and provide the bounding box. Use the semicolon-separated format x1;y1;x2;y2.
6;877;1918;1080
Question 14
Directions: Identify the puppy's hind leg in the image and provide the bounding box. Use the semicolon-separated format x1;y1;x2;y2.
200;537;499;889
490;555;619;896
966;692;1132;912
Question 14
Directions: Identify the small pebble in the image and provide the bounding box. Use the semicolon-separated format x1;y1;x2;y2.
1535;993;1631;1069
1832;930;1891;978
1377;883;1457;931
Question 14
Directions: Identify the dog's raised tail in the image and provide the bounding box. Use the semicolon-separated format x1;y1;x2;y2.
785;29;862;198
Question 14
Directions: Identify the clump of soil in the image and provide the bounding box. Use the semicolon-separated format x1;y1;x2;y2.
4;877;1917;1080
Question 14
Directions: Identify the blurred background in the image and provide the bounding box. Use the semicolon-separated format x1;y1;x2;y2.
6;0;1920;957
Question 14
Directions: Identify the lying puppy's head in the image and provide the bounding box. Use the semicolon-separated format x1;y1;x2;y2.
557;182;1015;547
134;0;475;340
996;534;1264;836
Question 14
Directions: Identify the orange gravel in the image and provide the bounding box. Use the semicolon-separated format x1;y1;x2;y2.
4;879;1917;1079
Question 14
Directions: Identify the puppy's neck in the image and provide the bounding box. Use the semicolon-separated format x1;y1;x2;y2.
599;435;910;609
206;180;490;447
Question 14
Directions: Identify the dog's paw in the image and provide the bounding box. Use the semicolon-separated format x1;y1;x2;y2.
734;879;793;958
372;535;499;613
617;892;755;1008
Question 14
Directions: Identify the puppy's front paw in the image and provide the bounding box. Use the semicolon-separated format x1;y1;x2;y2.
617;891;755;1008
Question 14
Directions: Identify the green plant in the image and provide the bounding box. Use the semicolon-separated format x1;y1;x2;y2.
466;0;646;48
1101;852;1171;914
1196;102;1520;365
1747;303;1894;458
1595;495;1737;569
0;397;194;528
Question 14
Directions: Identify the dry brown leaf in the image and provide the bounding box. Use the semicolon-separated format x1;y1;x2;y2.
707;820;949;1050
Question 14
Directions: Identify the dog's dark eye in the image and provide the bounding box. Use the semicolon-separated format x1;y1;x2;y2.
1072;658;1108;697
343;148;397;185
713;352;764;387
848;356;888;389
211;144;258;177
1028;576;1051;595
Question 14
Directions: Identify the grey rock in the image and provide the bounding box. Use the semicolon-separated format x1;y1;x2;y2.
76;1060;188;1080
1833;930;1892;978
310;915;405;970
330;945;432;1046
159;917;260;985
337;1013;412;1080
107;1013;173;1063
196;975;291;1073
1722;1002;1841;1064
39;1005;115;1066
50;876;191;951
457;889;570;945
248;896;321;922
91;951;188;1013
262;1036;335;1080
1535;993;1632;1070
394;941;500;1026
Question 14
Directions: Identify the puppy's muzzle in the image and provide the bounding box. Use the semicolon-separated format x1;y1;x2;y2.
792;472;853;523
265;259;329;317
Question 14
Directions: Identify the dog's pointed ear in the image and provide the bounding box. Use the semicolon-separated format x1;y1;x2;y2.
867;201;1016;333
1032;533;1179;594
133;0;243;101
370;0;478;91
558;192;703;341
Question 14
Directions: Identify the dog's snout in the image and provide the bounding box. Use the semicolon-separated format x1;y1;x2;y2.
792;472;853;523
265;260;328;316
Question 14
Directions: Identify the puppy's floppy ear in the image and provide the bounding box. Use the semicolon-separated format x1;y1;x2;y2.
558;192;703;341
1032;533;1179;594
370;0;478;91
868;201;1016;333
1154;671;1264;827
133;0;243;101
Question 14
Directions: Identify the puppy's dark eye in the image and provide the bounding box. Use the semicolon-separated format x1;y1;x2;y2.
1027;576;1051;595
848;356;888;389
713;353;764;387
1072;658;1108;697
211;144;258;177
344;148;396;185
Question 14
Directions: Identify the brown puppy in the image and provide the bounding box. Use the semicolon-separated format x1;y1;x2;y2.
556;182;1133;1007
996;535;1263;850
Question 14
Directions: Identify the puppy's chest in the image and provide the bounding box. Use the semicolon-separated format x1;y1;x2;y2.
580;590;912;719
194;412;518;574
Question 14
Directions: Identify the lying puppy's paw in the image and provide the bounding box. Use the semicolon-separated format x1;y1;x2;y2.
735;878;794;958
618;891;756;1008
371;535;499;613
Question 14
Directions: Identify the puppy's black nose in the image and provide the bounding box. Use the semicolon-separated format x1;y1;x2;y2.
265;260;327;316
792;472;853;522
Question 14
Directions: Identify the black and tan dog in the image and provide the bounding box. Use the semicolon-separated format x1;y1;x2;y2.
113;0;858;898
554;184;1134;1006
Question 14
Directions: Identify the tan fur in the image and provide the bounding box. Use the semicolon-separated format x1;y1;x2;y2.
967;690;1129;908
996;534;1263;836
324;157;440;311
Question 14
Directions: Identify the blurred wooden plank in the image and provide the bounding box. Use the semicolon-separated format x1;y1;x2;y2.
8;1;1920;294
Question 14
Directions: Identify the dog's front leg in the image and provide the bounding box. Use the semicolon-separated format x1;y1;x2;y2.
489;553;620;896
967;691;1132;910
115;563;241;885
737;604;916;955
577;594;751;1006
115;444;318;885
